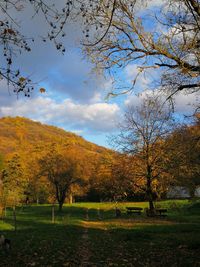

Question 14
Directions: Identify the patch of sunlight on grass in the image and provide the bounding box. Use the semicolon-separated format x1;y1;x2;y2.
0;221;13;231
65;201;149;211
81;218;178;230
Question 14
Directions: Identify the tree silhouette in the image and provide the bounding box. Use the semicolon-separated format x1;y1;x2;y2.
83;0;200;100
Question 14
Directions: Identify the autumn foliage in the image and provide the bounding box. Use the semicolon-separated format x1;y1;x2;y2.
0;116;199;212
0;117;112;209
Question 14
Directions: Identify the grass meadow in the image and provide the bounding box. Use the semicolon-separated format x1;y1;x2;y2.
0;200;200;267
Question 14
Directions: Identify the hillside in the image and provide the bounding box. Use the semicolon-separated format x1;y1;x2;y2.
0;117;115;204
0;116;110;156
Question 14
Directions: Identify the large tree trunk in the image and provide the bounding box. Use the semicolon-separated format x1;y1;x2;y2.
58;201;63;212
55;184;66;212
148;190;154;212
58;192;67;212
146;165;155;215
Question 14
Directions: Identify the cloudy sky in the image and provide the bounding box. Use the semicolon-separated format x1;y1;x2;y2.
0;1;199;147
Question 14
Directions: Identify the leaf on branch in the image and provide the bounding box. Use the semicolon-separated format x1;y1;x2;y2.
19;77;26;83
39;88;46;93
4;29;16;35
190;72;198;77
181;68;189;74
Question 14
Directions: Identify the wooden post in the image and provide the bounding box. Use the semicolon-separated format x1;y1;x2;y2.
97;208;101;220
13;206;17;232
0;206;2;220
86;208;89;221
4;206;7;218
52;204;55;224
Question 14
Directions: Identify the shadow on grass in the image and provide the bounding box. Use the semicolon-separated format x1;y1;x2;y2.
0;204;199;267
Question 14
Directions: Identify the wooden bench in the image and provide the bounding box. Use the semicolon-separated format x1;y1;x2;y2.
126;207;143;215
155;208;167;217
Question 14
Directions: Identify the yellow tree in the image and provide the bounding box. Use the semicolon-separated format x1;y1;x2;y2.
0;154;5;216
89;150;146;202
90;152;115;201
1;153;28;230
1;153;28;207
24;144;51;204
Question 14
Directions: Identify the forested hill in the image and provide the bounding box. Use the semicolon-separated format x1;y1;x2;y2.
0;116;110;156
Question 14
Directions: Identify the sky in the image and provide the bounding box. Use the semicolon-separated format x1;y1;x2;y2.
0;1;199;148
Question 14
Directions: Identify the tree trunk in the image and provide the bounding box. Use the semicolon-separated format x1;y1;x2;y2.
58;201;63;212
148;193;154;212
13;206;17;232
189;185;196;199
55;185;66;212
4;206;7;218
68;193;73;204
146;165;155;215
52;204;55;223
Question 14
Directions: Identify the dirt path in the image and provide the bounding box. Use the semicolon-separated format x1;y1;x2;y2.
78;209;94;267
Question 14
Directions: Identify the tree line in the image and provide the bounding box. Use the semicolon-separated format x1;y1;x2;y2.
0;98;199;214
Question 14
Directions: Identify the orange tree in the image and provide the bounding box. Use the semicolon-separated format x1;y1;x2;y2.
165;116;200;197
40;144;85;211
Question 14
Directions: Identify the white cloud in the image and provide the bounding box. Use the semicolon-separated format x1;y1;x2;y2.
174;92;200;114
125;89;199;115
147;0;165;8
134;0;166;13
124;64;160;93
0;96;120;133
125;89;157;108
125;64;151;88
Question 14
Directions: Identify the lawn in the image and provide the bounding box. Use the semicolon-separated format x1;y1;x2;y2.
0;200;200;267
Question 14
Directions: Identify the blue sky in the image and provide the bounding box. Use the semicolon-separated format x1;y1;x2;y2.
0;1;199;148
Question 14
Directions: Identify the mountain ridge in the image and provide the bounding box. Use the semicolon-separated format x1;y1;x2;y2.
0;116;111;156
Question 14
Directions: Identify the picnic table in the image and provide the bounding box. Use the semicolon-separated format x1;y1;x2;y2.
126;207;143;215
155;208;167;217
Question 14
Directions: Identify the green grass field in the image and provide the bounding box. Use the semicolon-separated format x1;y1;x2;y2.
0;200;200;267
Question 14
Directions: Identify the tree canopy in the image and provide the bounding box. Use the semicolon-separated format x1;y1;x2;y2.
0;0;199;101
83;0;200;100
0;0;73;96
